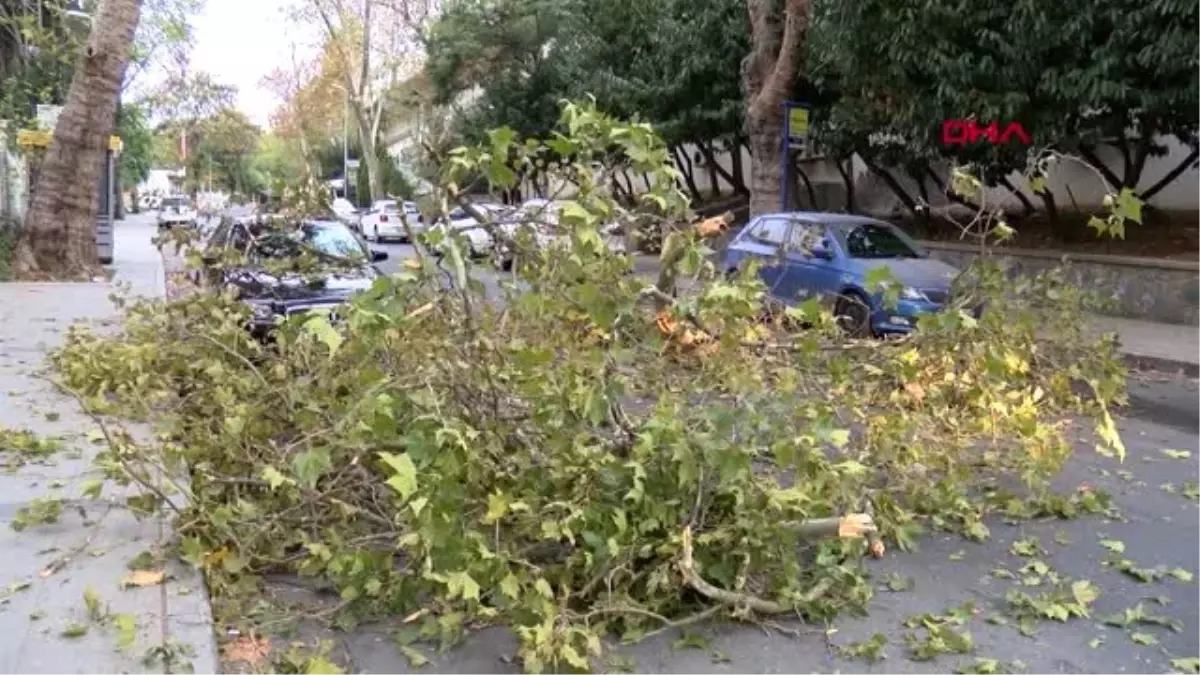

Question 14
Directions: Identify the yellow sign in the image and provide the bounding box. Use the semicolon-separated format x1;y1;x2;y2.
789;107;809;136
16;129;122;152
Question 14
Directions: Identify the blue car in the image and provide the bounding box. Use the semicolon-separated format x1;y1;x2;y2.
721;212;963;336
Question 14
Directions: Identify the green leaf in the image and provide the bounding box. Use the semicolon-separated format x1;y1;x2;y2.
60;623;88;638
1098;539;1125;554
1169;568;1194;583
1170;657;1200;674
292;448;333;489
499;574;520;599
400;645;430;668
1071;580;1100;605
303;313;344;356
1161;449;1192;459
1130;632;1157;646
379;452;418;500
534;578;554;599
261;466;291;490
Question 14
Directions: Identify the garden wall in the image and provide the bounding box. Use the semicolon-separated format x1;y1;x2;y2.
920;240;1200;326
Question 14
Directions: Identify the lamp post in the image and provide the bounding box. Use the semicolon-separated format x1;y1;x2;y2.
342;90;350;202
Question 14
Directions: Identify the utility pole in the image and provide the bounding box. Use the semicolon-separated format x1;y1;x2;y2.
342;90;350;203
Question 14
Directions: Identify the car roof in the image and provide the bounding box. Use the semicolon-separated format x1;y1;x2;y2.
754;212;891;229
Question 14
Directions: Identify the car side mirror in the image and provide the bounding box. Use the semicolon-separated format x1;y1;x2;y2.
371;249;388;262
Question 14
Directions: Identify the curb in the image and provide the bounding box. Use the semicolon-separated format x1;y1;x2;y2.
1121;352;1200;378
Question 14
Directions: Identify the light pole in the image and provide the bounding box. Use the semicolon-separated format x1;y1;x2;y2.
342;90;350;202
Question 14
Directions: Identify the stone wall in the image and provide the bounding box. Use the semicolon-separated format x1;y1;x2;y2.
920;241;1200;326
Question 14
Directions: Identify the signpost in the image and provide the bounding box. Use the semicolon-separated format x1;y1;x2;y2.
780;102;810;211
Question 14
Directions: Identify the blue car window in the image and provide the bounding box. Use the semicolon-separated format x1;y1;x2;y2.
843;223;921;259
787;222;827;253
749;218;788;246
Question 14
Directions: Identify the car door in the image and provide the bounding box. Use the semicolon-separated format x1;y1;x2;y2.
780;221;844;309
736;217;791;296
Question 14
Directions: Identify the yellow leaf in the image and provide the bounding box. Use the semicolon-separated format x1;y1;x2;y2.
122;569;165;588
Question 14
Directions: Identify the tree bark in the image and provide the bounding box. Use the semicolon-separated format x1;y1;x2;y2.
15;0;143;279
699;140;746;197
996;174;1035;218
670;145;702;202
727;137;748;195
835;157;855;212
1140;143;1199;202
743;0;809;216
793;158;818;209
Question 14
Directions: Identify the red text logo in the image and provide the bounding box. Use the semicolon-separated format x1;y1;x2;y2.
942;120;1031;146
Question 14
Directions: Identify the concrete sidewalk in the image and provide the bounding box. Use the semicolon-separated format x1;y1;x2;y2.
1087;314;1199;377
0;215;218;673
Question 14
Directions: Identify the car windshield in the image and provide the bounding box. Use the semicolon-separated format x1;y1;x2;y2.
161;197;189;209
376;201;398;212
840;223;922;259
256;224;366;261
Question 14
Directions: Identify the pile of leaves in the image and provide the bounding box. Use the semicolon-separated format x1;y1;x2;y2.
47;101;1128;672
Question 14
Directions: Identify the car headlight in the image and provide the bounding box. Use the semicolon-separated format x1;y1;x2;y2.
900;286;927;301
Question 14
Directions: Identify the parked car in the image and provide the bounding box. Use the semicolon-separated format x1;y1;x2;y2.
157;195;198;229
493;199;626;271
721;212;971;337
361;200;423;243
331;198;361;230
194;218;389;338
427;203;514;257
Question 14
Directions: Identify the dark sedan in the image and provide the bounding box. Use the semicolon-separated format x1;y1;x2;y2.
194;219;389;337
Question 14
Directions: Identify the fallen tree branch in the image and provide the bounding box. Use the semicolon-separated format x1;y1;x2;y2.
677;518;873;614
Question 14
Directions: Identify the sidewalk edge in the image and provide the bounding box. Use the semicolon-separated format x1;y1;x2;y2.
1121;352;1200;378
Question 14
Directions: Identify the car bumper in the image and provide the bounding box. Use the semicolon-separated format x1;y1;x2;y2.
871;300;984;335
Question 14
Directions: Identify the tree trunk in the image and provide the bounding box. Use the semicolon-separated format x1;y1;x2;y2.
793;158;818;209
670;145;702;202
728;137;748;195
14;0;143;280
743;0;809;216
699;140;745;197
835;157;855;212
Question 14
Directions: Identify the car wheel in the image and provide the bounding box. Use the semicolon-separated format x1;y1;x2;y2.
834;292;872;338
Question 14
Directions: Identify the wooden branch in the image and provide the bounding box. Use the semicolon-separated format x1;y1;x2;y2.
677;523;865;615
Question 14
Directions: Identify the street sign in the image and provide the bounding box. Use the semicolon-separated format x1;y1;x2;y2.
36;104;63;131
16;129;121;152
780;102;811;210
786;105;809;149
346;159;361;170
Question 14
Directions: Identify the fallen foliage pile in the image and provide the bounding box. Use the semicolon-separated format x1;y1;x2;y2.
46;101;1128;672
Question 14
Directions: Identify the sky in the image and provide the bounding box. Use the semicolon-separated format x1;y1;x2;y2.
187;0;317;127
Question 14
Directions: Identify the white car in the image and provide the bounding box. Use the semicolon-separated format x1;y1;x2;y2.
362;200;423;243
494;199;626;270
427;204;513;257
157;196;198;229
330;197;361;231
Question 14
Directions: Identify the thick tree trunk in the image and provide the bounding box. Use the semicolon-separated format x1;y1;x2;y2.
743;0;809;216
14;0;143;279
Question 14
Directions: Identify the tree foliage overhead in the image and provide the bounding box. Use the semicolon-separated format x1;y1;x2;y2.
808;0;1199;211
423;0;748;199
